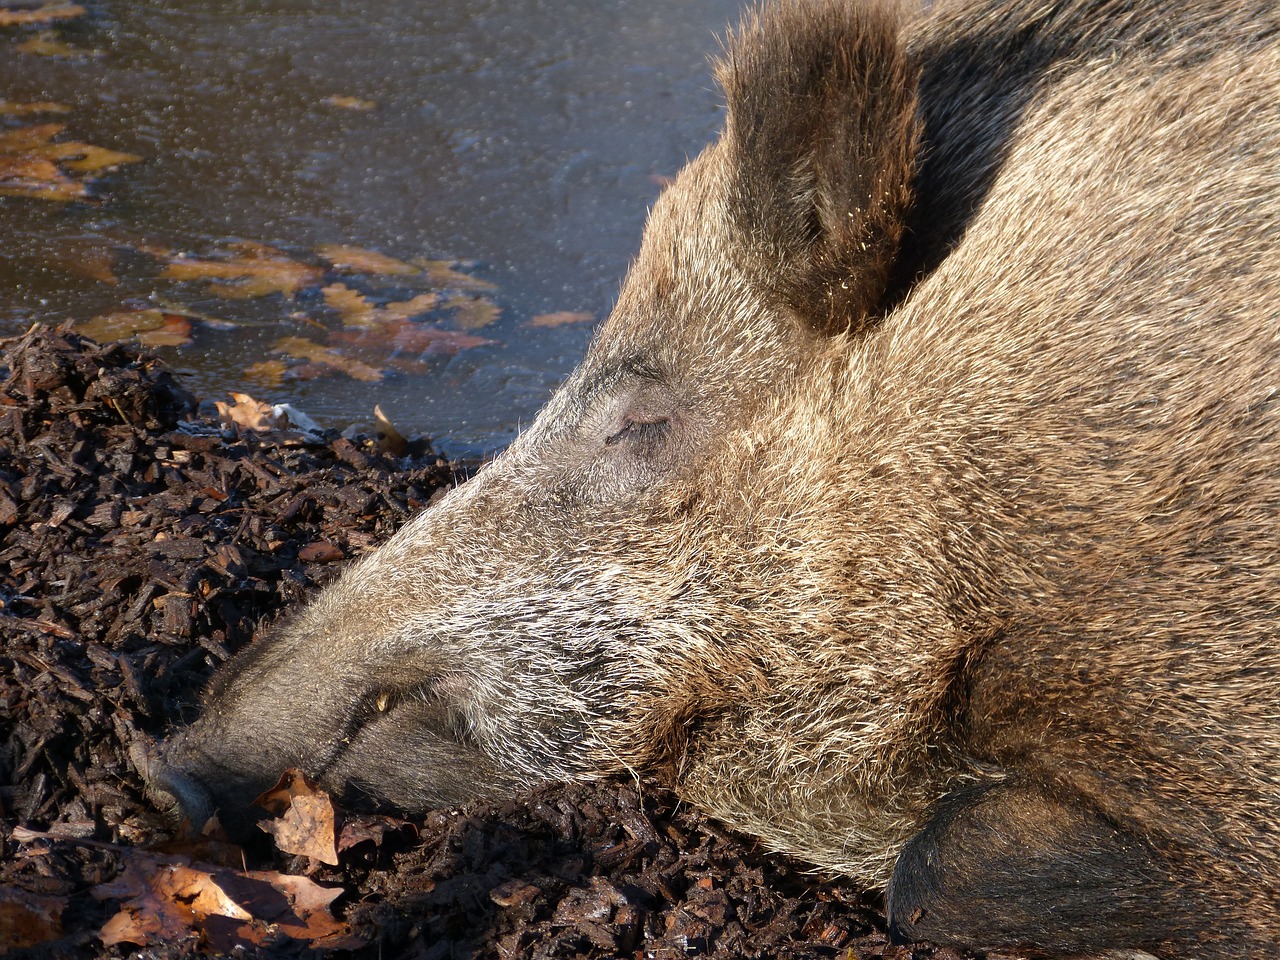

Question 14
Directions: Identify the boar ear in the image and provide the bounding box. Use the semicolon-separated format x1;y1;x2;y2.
716;0;919;335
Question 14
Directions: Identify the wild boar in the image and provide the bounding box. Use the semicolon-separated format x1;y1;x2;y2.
147;0;1280;955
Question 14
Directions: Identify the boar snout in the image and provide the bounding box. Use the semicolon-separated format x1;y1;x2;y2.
131;737;216;834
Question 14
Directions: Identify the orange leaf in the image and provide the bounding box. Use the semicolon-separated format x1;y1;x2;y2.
297;541;344;564
323;283;439;327
0;3;85;26
442;293;501;330
255;770;341;865
418;258;497;292
321;282;380;326
161;243;322;299
0;99;70;115
214;392;282;433
16;31;100;58
77;309;192;347
0;121;138;200
322;95;377;112
273;335;383;382
0;888;65;951
317;244;417;275
330;316;491;357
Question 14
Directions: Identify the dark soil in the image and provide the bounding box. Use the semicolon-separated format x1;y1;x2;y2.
0;328;970;960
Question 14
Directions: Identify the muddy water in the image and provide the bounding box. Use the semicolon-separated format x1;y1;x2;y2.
0;0;746;454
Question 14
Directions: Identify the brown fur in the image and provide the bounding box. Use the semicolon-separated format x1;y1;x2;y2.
150;1;1280;955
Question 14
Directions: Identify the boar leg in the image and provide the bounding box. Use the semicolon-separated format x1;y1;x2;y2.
885;781;1241;957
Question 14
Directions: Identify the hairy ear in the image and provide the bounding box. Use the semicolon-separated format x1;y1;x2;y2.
716;0;920;335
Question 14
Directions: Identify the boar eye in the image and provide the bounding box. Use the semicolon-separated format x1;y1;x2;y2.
605;416;671;447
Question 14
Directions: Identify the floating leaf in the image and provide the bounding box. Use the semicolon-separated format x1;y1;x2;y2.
53;237;118;283
17;31;99;57
530;310;594;328
442;292;501;330
323;282;438;327
0;3;85;26
418;258;497;292
0;122;140;200
160;242;322;299
330;316;491;358
273;335;383;382
322;282;379;326
317;244;418;276
322;95;377;111
77;309;193;348
243;359;287;387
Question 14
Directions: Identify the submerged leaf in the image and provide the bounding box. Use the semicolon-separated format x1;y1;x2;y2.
0;122;139;200
317;244;418;276
77;310;192;348
16;31;99;57
323;282;439;327
418;258;497;292
442;292;501;330
0;3;85;26
322;95;377;111
0;99;70;115
530;310;594;328
160;243;322;299
273;335;383;381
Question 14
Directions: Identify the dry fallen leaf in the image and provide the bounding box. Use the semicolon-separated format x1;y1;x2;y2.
317;243;418;276
373;403;408;455
214;392;284;433
0;3;85;26
255;769;341;865
94;851;361;951
443;292;502;330
297;541;345;564
160;242;322;299
273;335;384;381
77;310;193;348
529;310;594;328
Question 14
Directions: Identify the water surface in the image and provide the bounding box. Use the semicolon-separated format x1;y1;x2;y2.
0;0;747;454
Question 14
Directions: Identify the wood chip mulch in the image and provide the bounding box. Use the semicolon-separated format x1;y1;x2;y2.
0;328;967;960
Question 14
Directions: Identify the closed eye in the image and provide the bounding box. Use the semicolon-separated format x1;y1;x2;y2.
605;416;671;446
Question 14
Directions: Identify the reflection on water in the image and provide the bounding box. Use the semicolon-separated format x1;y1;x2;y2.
0;0;746;455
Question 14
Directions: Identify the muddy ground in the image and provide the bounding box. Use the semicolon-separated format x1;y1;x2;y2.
0;329;972;959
